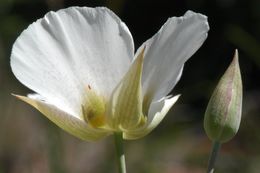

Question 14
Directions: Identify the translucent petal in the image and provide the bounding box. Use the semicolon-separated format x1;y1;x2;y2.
137;11;209;103
11;7;134;117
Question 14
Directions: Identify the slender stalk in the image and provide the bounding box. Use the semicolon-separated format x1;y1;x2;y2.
207;141;221;173
114;132;127;173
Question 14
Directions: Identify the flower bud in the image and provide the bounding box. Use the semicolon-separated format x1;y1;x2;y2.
204;50;242;143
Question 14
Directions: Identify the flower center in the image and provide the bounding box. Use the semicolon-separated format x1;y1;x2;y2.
82;85;106;128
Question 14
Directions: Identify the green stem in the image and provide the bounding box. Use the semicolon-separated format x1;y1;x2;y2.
207;141;221;173
114;132;127;173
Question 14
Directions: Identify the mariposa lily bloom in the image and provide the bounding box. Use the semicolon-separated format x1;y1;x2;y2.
11;7;209;141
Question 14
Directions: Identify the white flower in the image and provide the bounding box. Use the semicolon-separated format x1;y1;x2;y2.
11;7;209;141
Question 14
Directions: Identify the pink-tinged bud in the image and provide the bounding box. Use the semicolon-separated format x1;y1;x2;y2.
204;50;242;143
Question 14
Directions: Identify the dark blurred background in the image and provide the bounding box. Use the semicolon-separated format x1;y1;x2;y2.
0;0;260;173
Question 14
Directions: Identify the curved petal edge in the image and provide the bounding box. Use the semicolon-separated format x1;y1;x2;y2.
13;94;109;141
123;95;180;140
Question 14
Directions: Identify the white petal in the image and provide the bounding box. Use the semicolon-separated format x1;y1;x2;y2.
106;48;144;131
15;94;109;141
123;95;180;139
137;11;209;102
11;7;134;118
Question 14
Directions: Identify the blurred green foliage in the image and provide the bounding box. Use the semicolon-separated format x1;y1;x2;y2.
0;0;260;173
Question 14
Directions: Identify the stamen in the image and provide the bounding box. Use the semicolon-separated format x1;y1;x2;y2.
82;86;106;128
